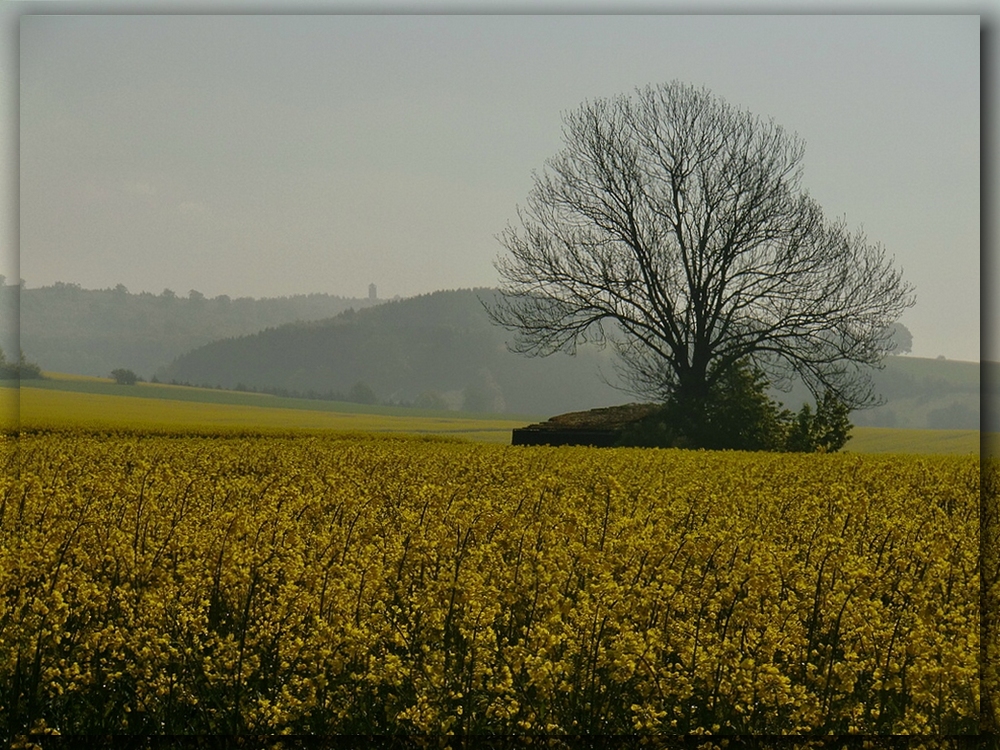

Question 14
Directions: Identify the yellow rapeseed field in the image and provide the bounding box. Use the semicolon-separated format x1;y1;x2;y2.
17;378;985;454
1;430;980;737
16;384;528;444
0;386;16;432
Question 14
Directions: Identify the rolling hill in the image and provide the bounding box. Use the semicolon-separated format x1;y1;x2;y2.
8;280;379;379
157;289;626;416
157;288;982;427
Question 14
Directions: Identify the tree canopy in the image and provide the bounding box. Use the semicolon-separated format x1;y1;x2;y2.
490;82;915;433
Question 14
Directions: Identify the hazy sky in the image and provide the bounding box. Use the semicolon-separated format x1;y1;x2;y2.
11;12;982;361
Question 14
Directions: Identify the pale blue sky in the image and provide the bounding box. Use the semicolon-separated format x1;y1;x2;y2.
7;11;983;361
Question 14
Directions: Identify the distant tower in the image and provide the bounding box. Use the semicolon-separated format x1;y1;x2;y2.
368;283;377;301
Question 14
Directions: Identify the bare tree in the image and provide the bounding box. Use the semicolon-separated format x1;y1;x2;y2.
490;81;914;418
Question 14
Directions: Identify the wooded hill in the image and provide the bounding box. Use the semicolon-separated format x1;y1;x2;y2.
157;289;623;417
7;281;378;380
6;280;982;428
157;288;982;429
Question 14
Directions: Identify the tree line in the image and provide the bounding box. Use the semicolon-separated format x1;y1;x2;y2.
0;347;42;380
9;280;378;379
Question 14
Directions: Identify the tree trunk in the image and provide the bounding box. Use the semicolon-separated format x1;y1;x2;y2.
673;367;711;447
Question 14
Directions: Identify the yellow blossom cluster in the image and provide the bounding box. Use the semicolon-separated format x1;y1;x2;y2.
983;456;999;733
0;431;979;735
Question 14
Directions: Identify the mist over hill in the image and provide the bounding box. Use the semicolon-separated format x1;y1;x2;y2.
6;279;982;428
773;355;981;431
9;281;379;379
0;277;15;359
157;289;628;416
158;287;981;428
